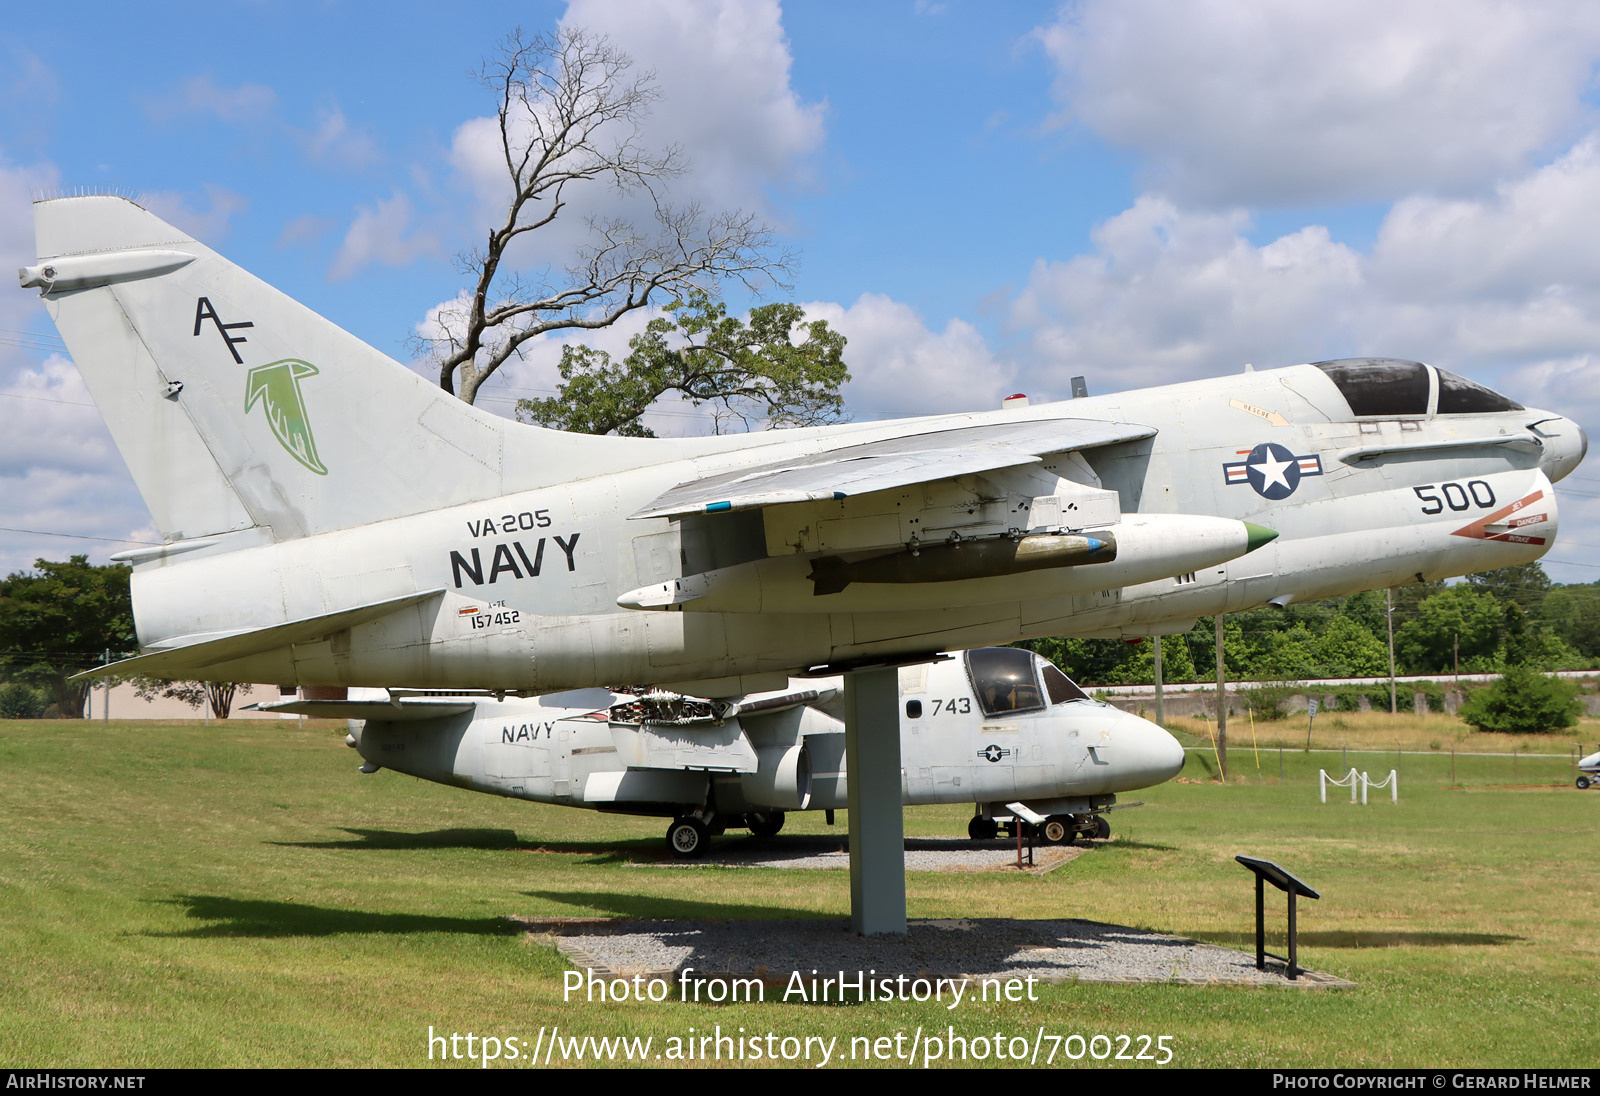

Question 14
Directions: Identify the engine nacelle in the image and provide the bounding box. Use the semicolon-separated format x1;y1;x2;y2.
735;742;812;810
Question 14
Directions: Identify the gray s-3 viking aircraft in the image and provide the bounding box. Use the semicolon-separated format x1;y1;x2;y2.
260;647;1186;859
20;195;1585;931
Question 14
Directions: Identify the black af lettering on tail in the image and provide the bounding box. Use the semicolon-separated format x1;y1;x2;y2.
193;297;255;365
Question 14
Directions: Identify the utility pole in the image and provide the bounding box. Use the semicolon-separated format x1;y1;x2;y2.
1153;635;1165;728
1386;588;1398;715
1215;615;1228;778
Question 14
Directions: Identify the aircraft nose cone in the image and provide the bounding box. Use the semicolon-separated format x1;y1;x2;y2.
1537;414;1587;482
1115;713;1188;787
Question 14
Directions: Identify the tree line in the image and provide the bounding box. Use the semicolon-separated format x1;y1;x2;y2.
1021;562;1595;689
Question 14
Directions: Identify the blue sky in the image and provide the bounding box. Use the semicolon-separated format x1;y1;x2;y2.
4;0;1600;583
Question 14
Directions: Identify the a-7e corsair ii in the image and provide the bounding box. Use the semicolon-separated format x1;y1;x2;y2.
260;647;1186;858
21;196;1585;931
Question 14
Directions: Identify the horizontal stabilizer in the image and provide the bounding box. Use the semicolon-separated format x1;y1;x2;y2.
728;685;839;717
631;419;1156;519
73;589;445;681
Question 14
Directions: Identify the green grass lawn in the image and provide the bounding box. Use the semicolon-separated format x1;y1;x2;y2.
1;716;1596;1068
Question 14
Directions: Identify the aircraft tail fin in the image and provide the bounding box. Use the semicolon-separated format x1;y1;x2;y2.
22;196;584;546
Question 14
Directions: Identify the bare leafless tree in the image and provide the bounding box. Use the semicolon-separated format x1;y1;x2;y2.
421;26;789;406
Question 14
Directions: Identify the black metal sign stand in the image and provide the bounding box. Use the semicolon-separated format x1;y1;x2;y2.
1235;855;1321;981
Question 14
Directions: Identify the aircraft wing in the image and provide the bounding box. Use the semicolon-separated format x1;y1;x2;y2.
243;697;479;721
630;418;1156;519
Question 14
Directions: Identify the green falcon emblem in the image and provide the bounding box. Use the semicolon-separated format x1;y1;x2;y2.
245;358;328;475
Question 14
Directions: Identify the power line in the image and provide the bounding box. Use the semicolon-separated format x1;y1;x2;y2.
0;327;67;354
0;526;159;546
0;391;96;408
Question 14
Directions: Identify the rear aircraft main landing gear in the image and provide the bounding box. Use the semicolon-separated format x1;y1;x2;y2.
1041;816;1073;845
968;815;999;841
747;811;785;838
666;816;711;859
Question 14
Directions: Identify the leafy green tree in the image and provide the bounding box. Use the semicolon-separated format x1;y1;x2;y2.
0;557;135;718
1394;584;1504;673
1542;583;1600;659
1020;632;1198;687
1241;622;1321;679
424;28;788;406
1467;562;1552;617
1331;590;1390;644
1248;615;1389;679
1105;634;1198;686
1018;636;1121;684
130;679;240;720
1458;666;1582;735
516;291;848;437
1501;600;1577;671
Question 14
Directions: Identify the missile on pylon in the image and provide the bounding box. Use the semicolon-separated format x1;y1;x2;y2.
615;515;1278;614
808;531;1117;595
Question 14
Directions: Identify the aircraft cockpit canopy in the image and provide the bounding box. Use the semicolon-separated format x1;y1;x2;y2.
1312;358;1524;418
964;648;1090;717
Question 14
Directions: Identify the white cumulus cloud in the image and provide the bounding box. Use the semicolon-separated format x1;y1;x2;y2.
1007;196;1365;391
1037;0;1600;204
806;293;1018;416
330;192;442;280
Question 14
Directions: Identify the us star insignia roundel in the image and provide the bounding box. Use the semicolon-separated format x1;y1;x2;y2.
1222;442;1322;500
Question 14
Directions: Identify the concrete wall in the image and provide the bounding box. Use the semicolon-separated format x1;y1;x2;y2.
1103;677;1600;719
80;682;304;721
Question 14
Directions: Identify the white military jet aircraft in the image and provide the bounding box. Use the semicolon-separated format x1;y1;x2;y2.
20;197;1583;694
259;647;1186;857
20;195;1585;930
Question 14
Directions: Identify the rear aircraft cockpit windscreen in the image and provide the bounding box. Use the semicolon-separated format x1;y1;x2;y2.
1040;662;1090;705
964;648;1093;715
1312;358;1524;418
964;648;1046;717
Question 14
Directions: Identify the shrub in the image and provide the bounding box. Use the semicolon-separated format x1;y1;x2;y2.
1458;667;1582;734
1244;680;1302;721
0;682;47;719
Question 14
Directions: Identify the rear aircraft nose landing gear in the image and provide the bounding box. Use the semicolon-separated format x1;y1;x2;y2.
1041;816;1072;844
968;810;1111;843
